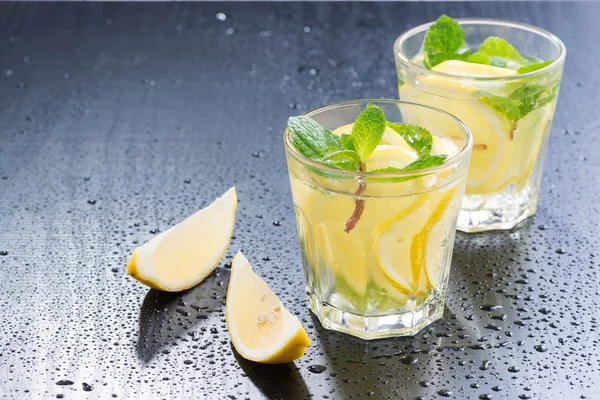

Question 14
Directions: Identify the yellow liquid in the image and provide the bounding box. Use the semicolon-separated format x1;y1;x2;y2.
399;59;559;197
289;170;465;315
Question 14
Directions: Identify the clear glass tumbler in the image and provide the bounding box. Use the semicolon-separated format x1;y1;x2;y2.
395;19;566;232
284;100;472;339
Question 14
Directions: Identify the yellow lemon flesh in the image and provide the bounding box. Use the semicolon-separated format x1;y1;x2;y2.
373;187;459;295
226;252;310;364
127;187;237;292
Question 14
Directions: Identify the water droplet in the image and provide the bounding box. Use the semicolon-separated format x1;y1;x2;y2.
437;389;453;397
0;251;8;256
308;364;327;374
492;386;502;392
87;199;96;205
16;82;26;89
534;344;548;352
481;305;502;312
400;355;418;365
224;262;232;269
518;395;532;400
479;360;491;370
419;380;431;387
56;380;74;386
63;73;71;80
508;366;520;373
183;360;193;365
56;395;64;399
5;69;13;76
215;13;227;22
82;382;93;392
273;221;281;226
479;395;493;400
555;248;565;254
226;28;235;35
303;25;311;33
184;179;191;184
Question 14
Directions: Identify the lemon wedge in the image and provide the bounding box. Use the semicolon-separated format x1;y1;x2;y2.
400;60;514;194
127;187;237;292
226;252;310;364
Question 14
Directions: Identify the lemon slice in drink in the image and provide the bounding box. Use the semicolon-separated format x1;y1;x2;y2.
400;60;514;194
127;187;237;292
372;196;428;294
226;252;310;364
424;188;461;289
315;223;367;296
365;145;417;171
373;187;457;294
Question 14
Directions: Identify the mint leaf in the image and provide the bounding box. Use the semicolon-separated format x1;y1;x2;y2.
466;53;491;65
403;154;448;171
288;116;343;159
473;91;521;121
474;82;557;139
517;61;553;74
350;104;386;160
370;154;447;182
386;122;433;155
477;36;528;65
321;150;361;171
424;15;465;68
341;134;356;151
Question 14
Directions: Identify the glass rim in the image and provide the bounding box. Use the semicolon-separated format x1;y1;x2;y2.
394;18;567;82
283;99;473;180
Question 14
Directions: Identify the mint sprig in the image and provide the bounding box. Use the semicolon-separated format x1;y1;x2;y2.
423;15;465;68
287;104;449;232
349;104;386;160
474;83;558;139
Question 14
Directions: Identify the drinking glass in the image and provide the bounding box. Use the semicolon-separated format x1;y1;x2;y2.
284;100;472;339
395;19;566;232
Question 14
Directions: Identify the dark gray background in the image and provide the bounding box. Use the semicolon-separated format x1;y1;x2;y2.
0;2;598;399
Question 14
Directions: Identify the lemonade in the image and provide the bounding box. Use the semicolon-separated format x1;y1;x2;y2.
284;101;472;339
395;16;566;231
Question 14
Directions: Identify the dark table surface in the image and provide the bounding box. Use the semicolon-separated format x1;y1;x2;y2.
1;2;599;399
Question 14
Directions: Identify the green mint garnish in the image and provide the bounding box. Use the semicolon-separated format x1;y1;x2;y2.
349;104;386;160
402;154;448;171
465;53;492;66
371;155;447;173
370;154;448;182
477;36;528;66
474;83;558;139
385;122;432;155
517;61;553;74
423;15;465;68
288;104;451;232
288;116;344;160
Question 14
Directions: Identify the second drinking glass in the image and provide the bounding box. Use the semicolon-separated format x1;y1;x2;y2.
395;18;566;232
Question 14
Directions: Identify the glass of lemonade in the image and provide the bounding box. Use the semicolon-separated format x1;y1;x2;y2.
395;18;566;232
284;100;472;339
